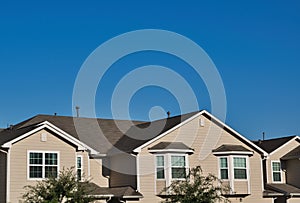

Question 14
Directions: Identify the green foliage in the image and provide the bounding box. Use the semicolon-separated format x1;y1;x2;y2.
161;166;230;203
22;167;94;203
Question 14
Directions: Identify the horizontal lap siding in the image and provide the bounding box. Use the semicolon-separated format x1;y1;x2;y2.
9;129;77;203
286;159;300;188
90;158;109;187
139;115;267;203
267;141;299;184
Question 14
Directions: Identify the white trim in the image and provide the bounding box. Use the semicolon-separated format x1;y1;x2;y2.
149;149;194;154
88;155;91;177
260;157;266;194
218;156;229;180
136;153;141;191
133;112;202;153
123;195;144;199
232;156;248;181
266;156;270;183
170;154;188;180
27;150;60;180
76;155;83;181
133;110;268;156
270;136;300;155
247;155;251;194
229;155;234;192
1;121;102;156
213;151;254;156
155;155;166;180
6;148;10;203
0;149;8;154
271;160;283;183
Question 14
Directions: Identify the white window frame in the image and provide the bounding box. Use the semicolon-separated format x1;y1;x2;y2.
155;155;165;180
76;155;83;181
271;161;282;183
27;150;60;180
219;157;229;180
170;154;189;180
232;156;248;181
154;153;189;184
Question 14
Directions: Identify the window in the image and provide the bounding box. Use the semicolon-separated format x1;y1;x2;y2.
77;156;83;181
233;157;247;180
171;155;186;179
220;157;228;180
28;151;58;179
156;156;165;179
272;161;282;182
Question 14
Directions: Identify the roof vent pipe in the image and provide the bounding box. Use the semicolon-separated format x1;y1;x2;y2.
75;106;80;118
167;111;170;118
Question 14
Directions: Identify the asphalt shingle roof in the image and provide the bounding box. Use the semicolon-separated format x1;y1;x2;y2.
0;111;200;154
112;111;199;153
148;142;192;150
252;136;298;153
281;145;300;160
85;183;143;198
265;184;300;196
212;144;251;153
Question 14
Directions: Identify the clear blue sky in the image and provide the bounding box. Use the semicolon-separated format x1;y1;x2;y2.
0;1;299;141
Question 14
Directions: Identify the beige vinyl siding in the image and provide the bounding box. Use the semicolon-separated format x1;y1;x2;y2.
9;129;78;203
267;140;299;184
76;151;89;180
110;153;137;189
138;115;268;203
155;180;166;195
288;199;300;203
286;159;300;188
90;158;109;187
0;150;6;203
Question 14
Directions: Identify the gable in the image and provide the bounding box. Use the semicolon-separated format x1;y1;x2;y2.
134;110;267;156
1;121;98;154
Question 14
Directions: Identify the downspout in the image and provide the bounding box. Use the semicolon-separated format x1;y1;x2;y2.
136;153;140;191
130;152;140;191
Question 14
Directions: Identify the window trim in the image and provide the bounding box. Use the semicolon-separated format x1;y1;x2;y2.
154;153;189;183
271;160;282;183
27;150;60;180
232;156;248;181
155;155;165;180
170;154;188;180
219;157;229;180
76;155;83;181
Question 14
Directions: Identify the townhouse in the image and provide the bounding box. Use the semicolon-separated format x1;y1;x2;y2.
0;110;299;203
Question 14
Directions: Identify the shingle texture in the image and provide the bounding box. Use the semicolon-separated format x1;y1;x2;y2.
148;142;193;150
0;111;199;154
252;136;297;153
212;144;251;153
85;182;143;198
265;184;300;196
281;145;300;160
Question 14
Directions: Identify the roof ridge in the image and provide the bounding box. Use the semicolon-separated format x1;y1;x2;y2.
253;135;297;142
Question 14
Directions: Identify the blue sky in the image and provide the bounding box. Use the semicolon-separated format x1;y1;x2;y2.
0;1;299;141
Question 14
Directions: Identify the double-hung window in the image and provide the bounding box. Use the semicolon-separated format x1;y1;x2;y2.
156;156;165;179
28;151;58;179
171;155;186;179
233;157;247;180
272;161;282;182
219;157;229;180
77;156;83;181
